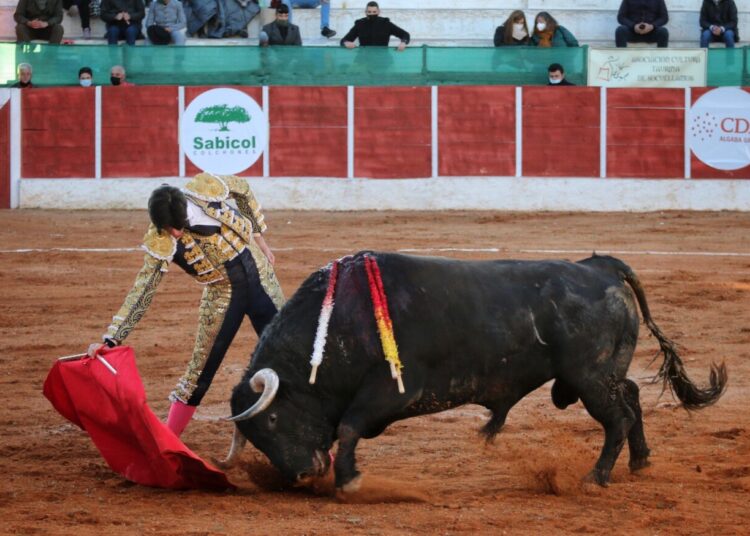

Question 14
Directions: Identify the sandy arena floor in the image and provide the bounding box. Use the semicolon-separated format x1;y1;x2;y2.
0;209;748;535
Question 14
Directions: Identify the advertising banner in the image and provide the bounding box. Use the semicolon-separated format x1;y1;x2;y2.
180;88;267;175
688;87;750;171
588;48;707;88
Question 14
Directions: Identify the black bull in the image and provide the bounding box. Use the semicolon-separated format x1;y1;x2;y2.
223;252;727;491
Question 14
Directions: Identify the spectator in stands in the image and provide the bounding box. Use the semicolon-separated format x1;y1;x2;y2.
700;0;738;48
14;0;64;43
280;0;336;39
63;0;91;39
260;4;301;46
110;65;135;86
531;12;578;47
340;1;410;51
494;10;530;46
12;63;34;88
79;66;93;87
101;0;145;45
547;63;574;86
144;0;187;45
615;0;669;48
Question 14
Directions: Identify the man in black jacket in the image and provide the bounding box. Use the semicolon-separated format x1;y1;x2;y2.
260;4;302;46
615;0;669;48
547;63;574;86
14;0;64;43
700;0;739;48
340;1;410;51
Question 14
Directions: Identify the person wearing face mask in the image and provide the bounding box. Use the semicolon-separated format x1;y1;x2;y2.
144;0;187;45
699;0;739;48
615;0;669;48
12;63;34;89
110;64;135;86
494;10;530;46
78;66;93;87
547;63;574;86
531;12;578;47
340;1;410;51
259;3;301;46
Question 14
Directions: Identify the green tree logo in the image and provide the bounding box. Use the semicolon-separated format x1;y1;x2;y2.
195;104;251;132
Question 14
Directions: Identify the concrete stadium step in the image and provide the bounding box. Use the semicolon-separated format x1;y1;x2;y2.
0;1;747;46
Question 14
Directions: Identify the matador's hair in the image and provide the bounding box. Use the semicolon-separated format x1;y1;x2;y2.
148;185;188;232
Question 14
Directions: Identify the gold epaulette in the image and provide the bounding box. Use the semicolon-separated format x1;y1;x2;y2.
142;225;177;261
185;172;229;202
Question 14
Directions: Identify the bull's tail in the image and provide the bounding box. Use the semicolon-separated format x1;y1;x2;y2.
588;255;728;410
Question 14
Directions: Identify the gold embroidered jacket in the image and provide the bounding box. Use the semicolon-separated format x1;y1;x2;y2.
104;174;284;343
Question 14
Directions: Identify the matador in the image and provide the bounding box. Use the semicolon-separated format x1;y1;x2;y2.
90;173;285;437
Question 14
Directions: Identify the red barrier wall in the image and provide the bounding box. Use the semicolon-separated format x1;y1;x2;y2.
22;88;95;178
269;86;347;178
438;86;516;177
185;86;263;178
607;89;684;178
0;101;9;208
102;86;178;178
522;87;600;177
354;87;432;178
690;87;750;179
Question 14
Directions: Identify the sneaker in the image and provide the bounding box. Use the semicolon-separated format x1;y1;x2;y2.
83;27;91;39
321;27;336;39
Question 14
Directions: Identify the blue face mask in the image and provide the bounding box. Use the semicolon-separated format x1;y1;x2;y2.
80;78;92;87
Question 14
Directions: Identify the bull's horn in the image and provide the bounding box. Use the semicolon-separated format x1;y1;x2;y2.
225;368;279;422
213;428;247;469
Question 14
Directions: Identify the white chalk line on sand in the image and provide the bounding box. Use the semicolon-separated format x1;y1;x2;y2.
1;246;750;257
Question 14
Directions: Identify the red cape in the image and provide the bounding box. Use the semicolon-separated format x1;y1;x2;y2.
43;346;235;491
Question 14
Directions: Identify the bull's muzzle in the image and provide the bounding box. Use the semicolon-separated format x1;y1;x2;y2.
225;368;279;422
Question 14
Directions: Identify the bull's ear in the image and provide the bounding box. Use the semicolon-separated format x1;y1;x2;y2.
226;369;279;421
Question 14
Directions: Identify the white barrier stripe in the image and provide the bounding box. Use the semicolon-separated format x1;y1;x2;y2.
95;86;102;179
431;85;438;178
684;87;692;180
178;86;185;178
515;86;522;178
347;86;354;179
263;85;270;178
2;246;750;258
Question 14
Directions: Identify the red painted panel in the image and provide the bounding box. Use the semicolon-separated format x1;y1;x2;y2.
102;86;178;178
0;102;9;208
354;87;431;179
607;88;684;178
522;87;600;177
438;86;515;176
269;86;347;177
184;86;263;178
22;88;95;178
690;87;750;179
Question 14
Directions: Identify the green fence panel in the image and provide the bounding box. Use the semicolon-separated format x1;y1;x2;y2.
1;42;746;87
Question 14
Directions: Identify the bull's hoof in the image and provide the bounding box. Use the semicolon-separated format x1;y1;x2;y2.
629;458;651;473
338;474;363;494
583;469;609;488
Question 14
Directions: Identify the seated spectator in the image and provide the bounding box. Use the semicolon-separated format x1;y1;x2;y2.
145;0;187;46
615;0;669;48
110;65;135;86
14;0;64;44
79;66;93;87
340;1;410;51
494;10;530;47
531;12;578;47
63;0;91;38
280;0;335;39
12;63;34;88
260;4;301;46
547;63;574;86
700;0;738;48
101;0;145;45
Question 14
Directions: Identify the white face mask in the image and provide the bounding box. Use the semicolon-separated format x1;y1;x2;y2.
512;23;527;40
80;79;92;87
536;22;547;32
549;77;562;85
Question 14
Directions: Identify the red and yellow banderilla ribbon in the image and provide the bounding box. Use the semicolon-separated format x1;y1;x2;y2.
364;255;405;394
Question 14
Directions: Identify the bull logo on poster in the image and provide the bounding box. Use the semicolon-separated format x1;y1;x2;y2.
181;88;267;174
688;87;750;171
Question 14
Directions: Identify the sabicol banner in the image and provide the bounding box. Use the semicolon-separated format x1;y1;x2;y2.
688;87;750;171
588;48;706;88
180;88;267;174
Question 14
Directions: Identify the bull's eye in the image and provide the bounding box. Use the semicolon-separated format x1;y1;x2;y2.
268;412;278;429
